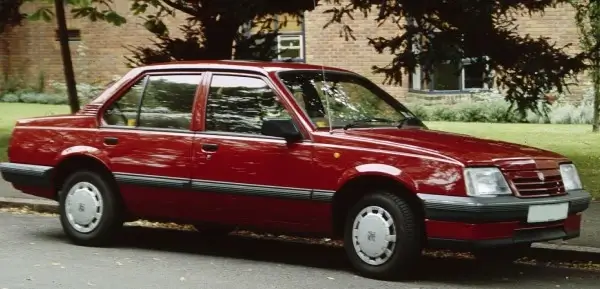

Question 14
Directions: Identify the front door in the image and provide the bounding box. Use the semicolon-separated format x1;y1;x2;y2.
191;72;323;232
99;72;214;221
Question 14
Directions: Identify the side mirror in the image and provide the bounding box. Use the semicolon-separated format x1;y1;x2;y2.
261;119;302;142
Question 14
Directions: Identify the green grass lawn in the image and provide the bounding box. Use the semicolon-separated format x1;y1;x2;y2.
0;104;597;198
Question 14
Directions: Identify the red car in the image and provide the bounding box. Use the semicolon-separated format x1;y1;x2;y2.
0;60;592;280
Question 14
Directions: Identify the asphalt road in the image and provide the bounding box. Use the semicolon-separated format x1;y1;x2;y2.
1;212;600;289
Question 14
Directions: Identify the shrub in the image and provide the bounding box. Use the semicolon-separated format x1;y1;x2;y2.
0;81;106;105
0;93;20;103
20;92;48;104
405;87;595;125
47;81;106;105
4;92;68;105
46;94;68;105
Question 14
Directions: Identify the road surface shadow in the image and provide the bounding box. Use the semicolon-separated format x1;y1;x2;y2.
36;225;599;285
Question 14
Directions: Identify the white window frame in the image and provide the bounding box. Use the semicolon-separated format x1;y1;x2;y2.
406;17;492;93
410;57;492;92
276;34;304;61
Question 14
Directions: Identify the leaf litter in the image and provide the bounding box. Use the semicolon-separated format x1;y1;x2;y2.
3;205;600;272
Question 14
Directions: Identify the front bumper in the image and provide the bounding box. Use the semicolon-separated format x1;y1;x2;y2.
419;190;592;249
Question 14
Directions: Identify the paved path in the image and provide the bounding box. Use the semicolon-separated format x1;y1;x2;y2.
0;179;42;199
552;204;600;248
1;179;599;248
2;211;600;289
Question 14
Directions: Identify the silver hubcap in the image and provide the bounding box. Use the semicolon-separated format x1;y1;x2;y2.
65;181;104;233
352;206;397;266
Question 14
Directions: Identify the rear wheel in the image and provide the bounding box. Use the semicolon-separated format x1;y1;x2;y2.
343;191;423;280
58;170;124;246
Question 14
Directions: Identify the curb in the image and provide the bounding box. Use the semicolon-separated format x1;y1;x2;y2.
1;197;600;263
530;243;600;263
0;197;58;214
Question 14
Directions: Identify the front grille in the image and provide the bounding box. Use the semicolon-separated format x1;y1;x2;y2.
508;169;566;197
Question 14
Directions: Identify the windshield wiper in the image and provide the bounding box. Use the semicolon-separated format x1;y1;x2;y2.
343;118;396;130
397;116;425;129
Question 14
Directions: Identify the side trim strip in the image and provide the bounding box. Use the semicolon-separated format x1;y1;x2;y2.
191;180;310;200
0;162;54;188
115;173;188;189
312;190;335;202
113;172;334;202
0;163;53;177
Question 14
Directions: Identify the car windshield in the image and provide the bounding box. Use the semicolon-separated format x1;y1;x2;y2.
277;70;419;130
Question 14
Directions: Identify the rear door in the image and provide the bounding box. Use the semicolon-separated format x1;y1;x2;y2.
98;71;219;221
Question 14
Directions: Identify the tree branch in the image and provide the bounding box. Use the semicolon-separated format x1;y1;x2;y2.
160;0;197;16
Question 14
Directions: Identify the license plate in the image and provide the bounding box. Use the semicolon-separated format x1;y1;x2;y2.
527;202;569;223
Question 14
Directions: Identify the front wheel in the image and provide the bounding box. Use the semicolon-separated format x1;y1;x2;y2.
343;191;423;280
58;170;124;247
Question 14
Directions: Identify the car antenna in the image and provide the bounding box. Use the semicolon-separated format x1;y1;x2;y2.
314;0;334;134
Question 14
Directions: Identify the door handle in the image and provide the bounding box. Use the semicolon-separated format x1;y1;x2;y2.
104;137;119;145
201;143;219;152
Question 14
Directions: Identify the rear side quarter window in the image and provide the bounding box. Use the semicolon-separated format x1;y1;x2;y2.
102;74;202;131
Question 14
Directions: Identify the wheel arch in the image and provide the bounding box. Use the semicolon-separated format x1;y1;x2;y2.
331;173;426;241
52;152;115;200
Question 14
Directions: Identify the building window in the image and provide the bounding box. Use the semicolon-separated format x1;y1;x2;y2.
276;34;304;61
245;13;305;62
406;19;492;93
410;57;492;92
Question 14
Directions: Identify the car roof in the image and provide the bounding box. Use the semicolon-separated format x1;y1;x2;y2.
138;60;353;74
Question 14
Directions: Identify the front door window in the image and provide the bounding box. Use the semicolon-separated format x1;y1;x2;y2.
204;74;292;135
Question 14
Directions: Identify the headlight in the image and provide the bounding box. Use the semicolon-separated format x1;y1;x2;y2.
464;167;512;197
560;163;582;191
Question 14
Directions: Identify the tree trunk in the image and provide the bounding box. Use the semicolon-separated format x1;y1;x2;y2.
54;0;79;113
593;58;600;132
0;27;12;83
201;17;240;60
1;39;8;83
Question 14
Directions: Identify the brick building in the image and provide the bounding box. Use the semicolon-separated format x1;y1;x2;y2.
0;1;588;101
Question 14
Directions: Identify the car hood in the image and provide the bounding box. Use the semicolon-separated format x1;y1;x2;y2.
338;127;566;165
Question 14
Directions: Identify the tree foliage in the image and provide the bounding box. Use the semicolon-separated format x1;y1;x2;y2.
123;0;316;67
321;0;591;116
570;0;600;131
25;0;596;116
0;0;26;33
28;0;126;25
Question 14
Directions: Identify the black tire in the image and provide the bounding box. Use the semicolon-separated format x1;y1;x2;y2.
472;243;531;265
58;170;124;247
343;191;423;280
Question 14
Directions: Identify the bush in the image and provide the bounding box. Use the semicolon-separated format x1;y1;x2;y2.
48;81;105;105
0;93;20;103
0;80;104;106
405;86;596;125
18;92;67;105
